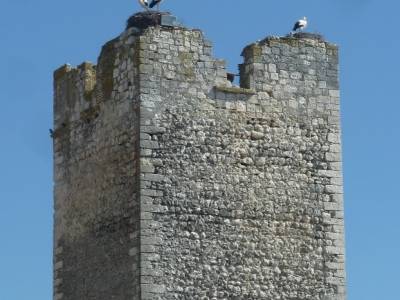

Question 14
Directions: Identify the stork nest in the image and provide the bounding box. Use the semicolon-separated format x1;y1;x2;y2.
126;11;172;30
286;32;325;41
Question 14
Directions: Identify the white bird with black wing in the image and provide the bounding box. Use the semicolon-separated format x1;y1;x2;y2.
292;17;308;33
138;0;149;10
149;0;163;10
138;0;164;11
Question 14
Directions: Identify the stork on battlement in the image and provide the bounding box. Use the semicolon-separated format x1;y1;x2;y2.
149;0;163;10
138;0;149;10
292;17;308;33
138;0;164;11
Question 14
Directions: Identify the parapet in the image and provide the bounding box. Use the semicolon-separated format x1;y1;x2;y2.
239;33;340;117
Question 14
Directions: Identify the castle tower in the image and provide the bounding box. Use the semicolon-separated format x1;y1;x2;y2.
53;12;345;300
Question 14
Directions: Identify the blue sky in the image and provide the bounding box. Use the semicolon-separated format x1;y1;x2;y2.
0;0;398;299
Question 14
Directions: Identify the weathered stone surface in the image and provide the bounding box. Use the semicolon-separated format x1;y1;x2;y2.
53;30;141;300
54;12;345;300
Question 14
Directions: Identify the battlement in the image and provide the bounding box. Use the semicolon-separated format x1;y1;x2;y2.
53;13;345;300
54;18;340;129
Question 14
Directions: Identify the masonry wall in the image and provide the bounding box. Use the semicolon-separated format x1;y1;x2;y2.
54;21;345;300
53;31;142;299
137;29;345;300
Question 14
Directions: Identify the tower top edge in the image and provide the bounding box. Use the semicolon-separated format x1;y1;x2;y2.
53;62;95;80
126;11;184;31
241;33;338;57
55;13;338;73
258;33;338;48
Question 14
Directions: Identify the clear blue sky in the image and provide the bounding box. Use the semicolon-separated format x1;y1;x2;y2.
0;0;398;299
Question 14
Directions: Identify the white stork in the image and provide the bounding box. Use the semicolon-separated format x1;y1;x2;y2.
138;0;149;10
292;17;308;33
149;0;163;10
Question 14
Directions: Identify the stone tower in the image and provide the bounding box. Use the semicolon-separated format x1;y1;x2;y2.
53;12;345;300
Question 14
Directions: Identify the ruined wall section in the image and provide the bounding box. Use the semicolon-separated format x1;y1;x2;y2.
53;29;142;300
138;29;345;300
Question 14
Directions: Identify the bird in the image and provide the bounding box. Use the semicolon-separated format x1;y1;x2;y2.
138;0;149;10
149;0;163;10
49;129;54;138
292;17;308;33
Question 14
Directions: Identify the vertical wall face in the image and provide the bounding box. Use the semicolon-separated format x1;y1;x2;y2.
53;31;142;300
54;21;345;300
136;27;233;299
138;31;345;300
239;37;345;299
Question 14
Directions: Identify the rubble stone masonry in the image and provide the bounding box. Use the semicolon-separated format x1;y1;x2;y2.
53;13;345;300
